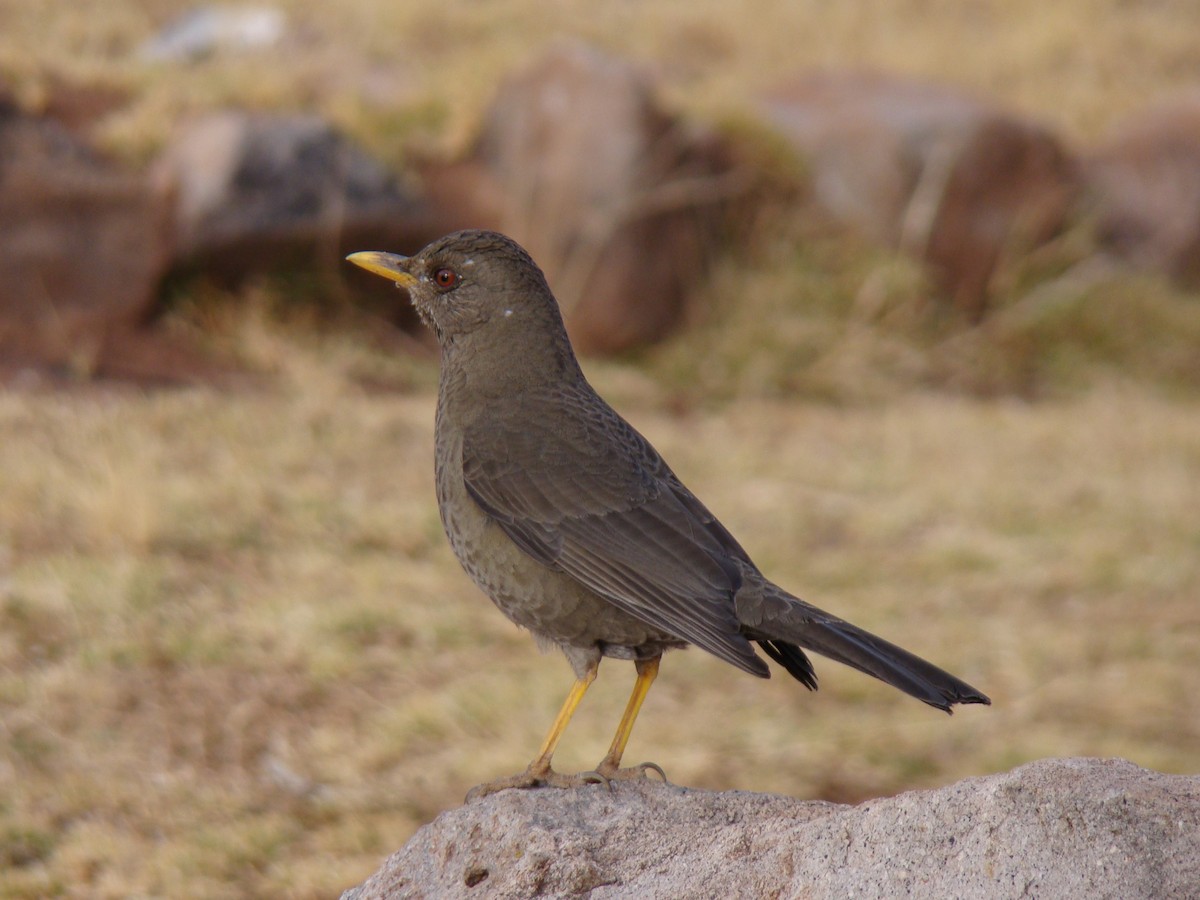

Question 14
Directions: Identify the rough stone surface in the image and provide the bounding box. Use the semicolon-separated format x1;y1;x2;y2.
421;43;749;354
343;758;1199;900
1086;92;1200;285
760;71;1078;321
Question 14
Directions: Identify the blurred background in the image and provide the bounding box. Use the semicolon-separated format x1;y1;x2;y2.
2;1;1199;896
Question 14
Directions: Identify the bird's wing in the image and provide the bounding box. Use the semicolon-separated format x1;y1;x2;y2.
461;391;768;677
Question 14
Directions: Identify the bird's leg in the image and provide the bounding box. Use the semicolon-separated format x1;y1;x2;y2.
466;661;602;801
592;656;668;783
526;664;596;776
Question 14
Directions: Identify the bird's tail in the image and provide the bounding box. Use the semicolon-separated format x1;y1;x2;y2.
738;583;990;712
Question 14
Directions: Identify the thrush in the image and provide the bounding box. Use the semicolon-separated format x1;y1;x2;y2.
347;230;989;799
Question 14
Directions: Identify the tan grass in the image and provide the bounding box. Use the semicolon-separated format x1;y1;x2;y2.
5;0;1200;161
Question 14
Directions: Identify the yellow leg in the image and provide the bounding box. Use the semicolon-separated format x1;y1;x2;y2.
529;663;598;772
597;656;660;774
464;656;669;801
465;662;600;800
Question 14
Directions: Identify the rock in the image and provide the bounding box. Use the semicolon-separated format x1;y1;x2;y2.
343;758;1199;899
421;43;750;354
139;5;287;62
155;110;439;327
33;76;131;137
1085;93;1200;285
0;96;177;379
759;72;1078;321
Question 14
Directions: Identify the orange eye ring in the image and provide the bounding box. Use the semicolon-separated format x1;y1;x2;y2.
433;268;459;289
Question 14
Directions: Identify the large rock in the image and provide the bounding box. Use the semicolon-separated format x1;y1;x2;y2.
343;758;1199;899
155;111;439;326
0;94;176;379
1086;92;1200;285
759;72;1078;322
33;75;131;137
422;43;749;354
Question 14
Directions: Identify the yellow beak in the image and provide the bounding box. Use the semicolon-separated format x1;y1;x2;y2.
345;251;419;288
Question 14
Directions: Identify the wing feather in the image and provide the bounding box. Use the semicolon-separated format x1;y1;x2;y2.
462;391;767;676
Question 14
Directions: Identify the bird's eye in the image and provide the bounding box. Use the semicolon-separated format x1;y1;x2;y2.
433;267;459;289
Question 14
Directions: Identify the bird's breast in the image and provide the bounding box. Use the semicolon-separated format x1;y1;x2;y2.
431;413;682;655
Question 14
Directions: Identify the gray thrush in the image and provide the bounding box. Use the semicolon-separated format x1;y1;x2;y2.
347;230;989;798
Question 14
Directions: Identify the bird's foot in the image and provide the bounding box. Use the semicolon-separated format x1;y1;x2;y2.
589;760;670;786
465;763;608;802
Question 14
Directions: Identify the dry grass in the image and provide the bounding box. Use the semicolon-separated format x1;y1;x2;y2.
646;227;1200;402
5;0;1200;161
3;1;1200;897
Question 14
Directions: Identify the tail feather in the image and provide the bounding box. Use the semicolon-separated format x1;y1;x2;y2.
740;585;990;712
757;639;818;691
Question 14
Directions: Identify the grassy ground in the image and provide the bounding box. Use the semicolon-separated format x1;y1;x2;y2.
3;1;1200;897
4;0;1200;160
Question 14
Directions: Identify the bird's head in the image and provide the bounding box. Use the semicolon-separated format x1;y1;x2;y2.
347;230;563;347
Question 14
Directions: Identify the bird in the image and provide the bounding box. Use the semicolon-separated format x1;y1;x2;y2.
346;230;989;798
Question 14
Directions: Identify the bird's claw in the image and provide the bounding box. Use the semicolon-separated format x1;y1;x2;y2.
593;760;670;785
465;759;669;801
465;764;611;802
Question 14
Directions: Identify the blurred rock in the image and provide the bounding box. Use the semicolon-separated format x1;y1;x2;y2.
0;98;186;381
35;76;131;137
1086;93;1200;285
760;72;1078;321
421;43;752;354
140;5;286;62
343;758;1198;899
155;111;439;326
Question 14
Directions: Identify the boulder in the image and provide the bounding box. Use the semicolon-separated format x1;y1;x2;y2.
759;72;1078;321
421;43;750;354
1085;92;1200;285
155;111;440;327
0;96;176;379
33;76;131;137
139;5;287;62
343;758;1199;899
